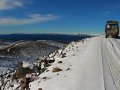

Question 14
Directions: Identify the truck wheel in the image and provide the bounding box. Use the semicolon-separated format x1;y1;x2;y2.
116;36;118;38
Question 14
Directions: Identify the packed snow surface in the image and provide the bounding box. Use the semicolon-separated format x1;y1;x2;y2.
28;36;120;90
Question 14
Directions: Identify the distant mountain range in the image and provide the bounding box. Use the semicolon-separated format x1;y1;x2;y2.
0;34;92;42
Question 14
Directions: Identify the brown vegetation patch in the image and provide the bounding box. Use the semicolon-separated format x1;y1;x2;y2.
52;67;62;73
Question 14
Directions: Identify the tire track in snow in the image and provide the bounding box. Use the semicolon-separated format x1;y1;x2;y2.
108;39;120;59
101;38;117;90
102;37;120;90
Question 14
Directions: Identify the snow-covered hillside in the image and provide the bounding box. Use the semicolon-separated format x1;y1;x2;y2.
1;36;120;90
0;40;65;74
29;36;120;90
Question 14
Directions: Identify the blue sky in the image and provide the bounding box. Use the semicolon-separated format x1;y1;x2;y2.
0;0;120;34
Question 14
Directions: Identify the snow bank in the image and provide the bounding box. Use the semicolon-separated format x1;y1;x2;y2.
29;38;91;90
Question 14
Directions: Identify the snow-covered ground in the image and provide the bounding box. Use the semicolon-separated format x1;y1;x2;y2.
1;36;120;90
29;36;120;90
0;40;62;71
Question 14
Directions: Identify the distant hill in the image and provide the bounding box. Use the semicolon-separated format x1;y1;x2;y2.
0;34;92;43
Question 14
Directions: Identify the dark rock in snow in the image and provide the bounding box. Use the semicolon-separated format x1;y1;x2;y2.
38;88;42;90
13;62;33;79
58;61;63;64
21;77;31;90
52;67;62;73
66;67;71;71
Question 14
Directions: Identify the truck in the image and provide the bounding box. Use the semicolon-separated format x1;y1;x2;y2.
105;20;119;38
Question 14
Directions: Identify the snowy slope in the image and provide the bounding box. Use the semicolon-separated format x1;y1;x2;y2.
29;36;119;90
0;40;62;73
1;36;120;90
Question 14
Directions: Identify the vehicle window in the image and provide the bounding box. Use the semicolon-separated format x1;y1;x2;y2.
111;24;118;29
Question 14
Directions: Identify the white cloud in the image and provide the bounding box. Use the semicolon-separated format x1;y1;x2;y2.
0;14;59;25
0;0;23;10
28;13;42;18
